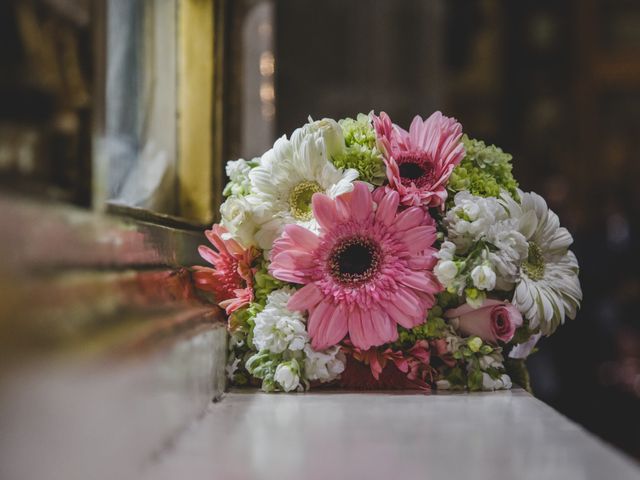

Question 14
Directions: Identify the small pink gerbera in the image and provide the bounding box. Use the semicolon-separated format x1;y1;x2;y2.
269;182;441;351
193;225;258;314
373;111;465;208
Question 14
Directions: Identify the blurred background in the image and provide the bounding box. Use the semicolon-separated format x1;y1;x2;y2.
1;0;639;461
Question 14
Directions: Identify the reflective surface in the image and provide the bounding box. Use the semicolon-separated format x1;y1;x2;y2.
146;390;640;480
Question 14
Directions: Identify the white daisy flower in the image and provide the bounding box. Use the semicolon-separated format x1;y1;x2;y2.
501;190;582;335
247;125;359;250
252;287;308;353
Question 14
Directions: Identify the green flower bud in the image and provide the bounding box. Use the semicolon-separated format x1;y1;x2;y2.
467;336;483;353
465;287;479;300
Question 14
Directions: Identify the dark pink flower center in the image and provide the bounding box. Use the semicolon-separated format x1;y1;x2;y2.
329;237;382;286
491;309;510;335
397;152;435;188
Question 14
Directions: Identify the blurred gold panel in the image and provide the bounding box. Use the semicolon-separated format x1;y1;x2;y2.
178;0;217;224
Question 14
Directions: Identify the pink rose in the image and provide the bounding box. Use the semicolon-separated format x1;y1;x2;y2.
445;299;523;344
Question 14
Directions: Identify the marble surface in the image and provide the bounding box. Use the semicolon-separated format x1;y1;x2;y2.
145;389;640;480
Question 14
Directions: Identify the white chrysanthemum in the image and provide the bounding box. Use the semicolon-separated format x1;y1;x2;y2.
445;191;507;251
247;128;358;250
252;287;308;353
501;191;582;335
303;344;345;383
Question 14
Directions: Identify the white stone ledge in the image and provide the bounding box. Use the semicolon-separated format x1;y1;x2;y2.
0;324;227;480
145;389;640;480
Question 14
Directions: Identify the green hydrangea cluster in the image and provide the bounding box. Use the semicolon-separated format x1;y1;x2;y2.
253;258;284;304
448;135;518;200
340;114;377;148
332;114;386;185
393;306;452;350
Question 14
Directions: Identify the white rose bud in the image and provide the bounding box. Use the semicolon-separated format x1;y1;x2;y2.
220;196;256;247
471;265;496;291
314;118;346;159
274;362;300;392
292;118;346;160
434;260;458;287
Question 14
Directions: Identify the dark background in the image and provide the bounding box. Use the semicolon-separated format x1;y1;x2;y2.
276;0;640;458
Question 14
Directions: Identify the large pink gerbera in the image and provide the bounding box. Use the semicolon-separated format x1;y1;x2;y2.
193;225;258;314
269;182;441;350
373;111;465;208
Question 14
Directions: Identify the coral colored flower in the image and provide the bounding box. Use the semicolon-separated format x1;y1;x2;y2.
373;111;465;208
269;182;441;350
193;224;258;314
339;340;433;391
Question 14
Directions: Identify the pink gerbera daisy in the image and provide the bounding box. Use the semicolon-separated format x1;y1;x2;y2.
193;225;258;314
269;182;441;351
373;111;465;208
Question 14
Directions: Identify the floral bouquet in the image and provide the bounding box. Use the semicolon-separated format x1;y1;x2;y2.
193;111;582;393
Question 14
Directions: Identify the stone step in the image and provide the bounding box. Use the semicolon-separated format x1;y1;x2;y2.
0;321;227;480
143;389;640;480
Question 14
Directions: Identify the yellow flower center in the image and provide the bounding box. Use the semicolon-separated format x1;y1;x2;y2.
522;242;545;281
289;181;323;220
